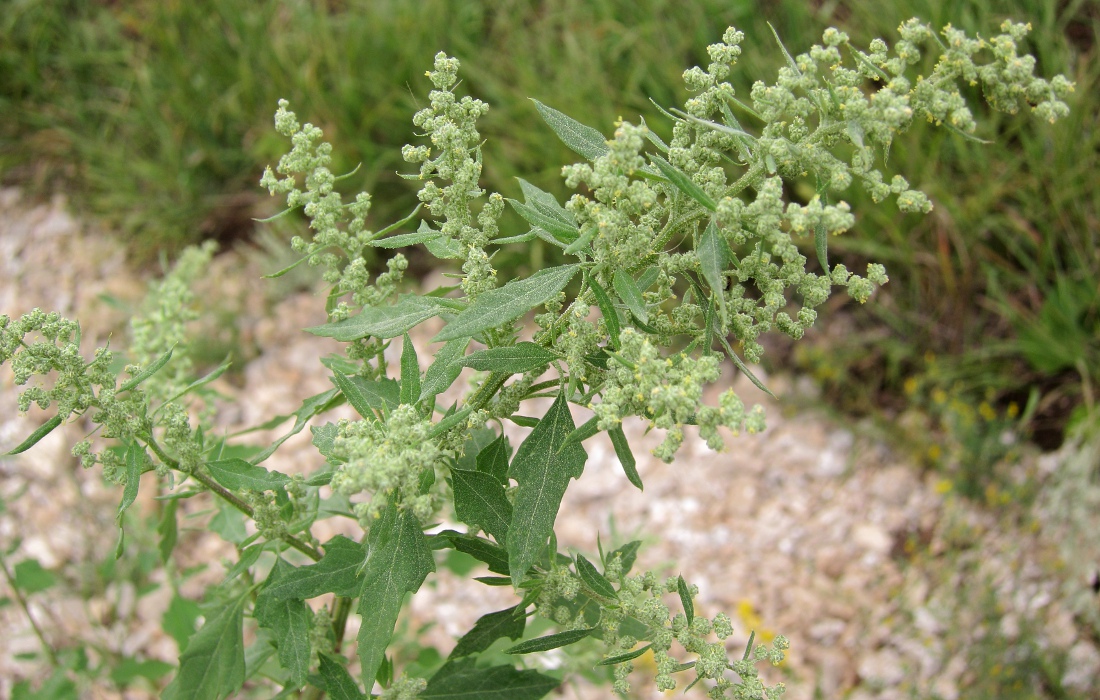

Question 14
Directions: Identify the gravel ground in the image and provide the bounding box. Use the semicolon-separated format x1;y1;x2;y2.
1;189;1097;699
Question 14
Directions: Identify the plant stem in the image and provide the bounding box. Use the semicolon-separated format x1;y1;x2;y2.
0;549;60;668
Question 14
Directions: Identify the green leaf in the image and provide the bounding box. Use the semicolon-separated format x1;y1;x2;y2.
530;99;609;161
434;265;580;342
317;653;366;700
475;434;512;485
715;334;776;399
163;594;201;652
698;220;731;316
451;469;513;544
424;658;558;700
505;628;594;654
509;415;540;428
458;342;558;374
586;273;621;349
250;388;342;465
5;415;62;455
419;338;469;402
109;658;175;684
162;356;233;406
596;644;653;666
369;223;441;249
331;373;400;416
558;415;600;453
356;504;435;687
115;441;144;558
608;426;642;490
507;392;587;586
263;535;366;600
517;179;576;226
507;198;580;245
220;544;265;585
562;225;596;255
306;295;447;341
767;22;801;75
158;498;179;563
450;605;526;658
435;531;510;576
677;575;694;626
425;234;465;259
648;154;717;211
13;559;56;594
310;422;339;461
400;333;421;405
428;405;474;438
262;255;309;279
162;592;247;700
607;540;641;576
119;346;174;393
575;555;617;600
254;559;312;687
612;270;648;324
206;458;289;493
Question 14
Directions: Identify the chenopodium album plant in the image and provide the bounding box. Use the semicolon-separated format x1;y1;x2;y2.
1;17;1070;700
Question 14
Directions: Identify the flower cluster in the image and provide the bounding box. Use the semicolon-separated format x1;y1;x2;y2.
330;404;441;523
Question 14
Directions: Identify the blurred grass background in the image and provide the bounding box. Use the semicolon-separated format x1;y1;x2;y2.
2;0;1096;455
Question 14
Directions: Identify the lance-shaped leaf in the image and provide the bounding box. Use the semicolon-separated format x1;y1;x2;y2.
419;337;469;401
609;426;642;490
318;653;367;700
206;458;289;493
476;433;512;485
530;99;609;161
162;592;248;700
399;333;421;405
458;342;559;375
450;605;526;658
250;388;342;465
331;373;399;416
575;554;617;600
517;179;576;225
649;154;717;212
607;540;641;576
262;535;365;600
370;220;441;249
423;658;559;700
115;441;145;558
507;392;587;586
612;270;648;324
254;559;311;687
4;414;62;456
716;333;776;399
451;469;513;543
434;265;580;342
558;415;600;453
586;273;621;349
507;198;580;245
307;295;447;341
119;346;175;393
698;219;731;316
356;504;434;687
434;530;510;575
676;575;695;626
505;628;594;654
597;644;653;666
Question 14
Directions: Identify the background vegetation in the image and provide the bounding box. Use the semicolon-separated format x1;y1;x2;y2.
2;0;1096;464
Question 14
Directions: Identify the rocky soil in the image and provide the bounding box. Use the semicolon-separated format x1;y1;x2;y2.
1;189;1097;699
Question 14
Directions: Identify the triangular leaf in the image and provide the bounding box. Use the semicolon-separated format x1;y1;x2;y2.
450;605;526;658
262;535;365;600
451;469;513;543
457;342;559;374
419;338;469;402
356;504;434;686
255;559;312;687
506;392;587;586
475;434;512;485
434;265;580;342
306;295;447;341
530;99;609;161
162;592;248;700
330;373;400;415
423;658;558;700
205;458;289;493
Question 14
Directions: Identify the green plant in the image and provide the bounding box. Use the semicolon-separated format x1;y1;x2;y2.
1;16;1069;699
